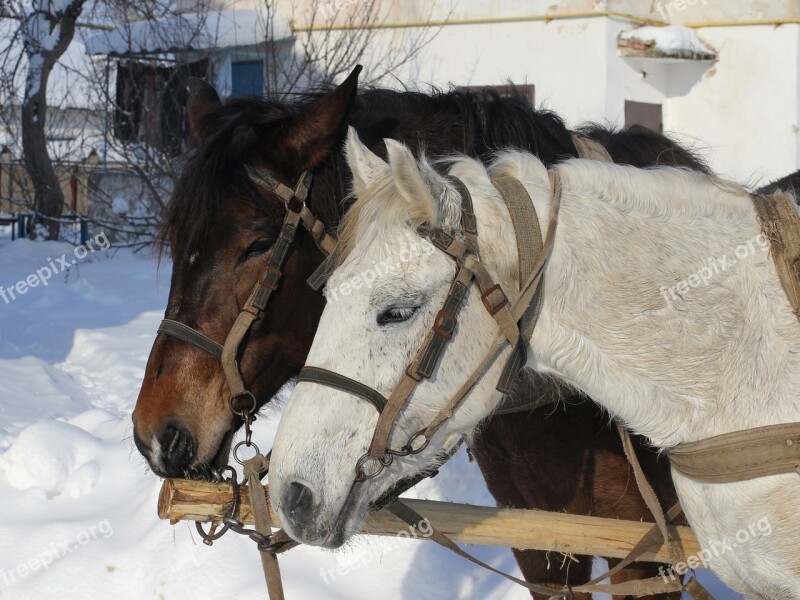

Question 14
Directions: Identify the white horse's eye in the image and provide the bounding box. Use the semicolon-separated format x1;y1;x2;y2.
377;305;420;326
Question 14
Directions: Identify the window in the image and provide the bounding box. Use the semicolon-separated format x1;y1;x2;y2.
231;60;264;98
457;84;535;106
625;101;663;133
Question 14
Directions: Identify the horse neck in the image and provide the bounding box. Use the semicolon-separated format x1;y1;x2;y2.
529;161;800;447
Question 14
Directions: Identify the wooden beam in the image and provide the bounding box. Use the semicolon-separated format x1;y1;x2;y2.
159;478;702;564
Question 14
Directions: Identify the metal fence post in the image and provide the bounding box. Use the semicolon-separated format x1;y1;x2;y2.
80;215;89;245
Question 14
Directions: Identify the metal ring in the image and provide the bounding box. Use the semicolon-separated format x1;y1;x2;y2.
403;430;430;454
229;391;257;417
355;453;389;481
233;440;260;465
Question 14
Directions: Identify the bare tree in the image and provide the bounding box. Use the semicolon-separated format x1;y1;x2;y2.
18;0;87;239
1;0;443;245
263;0;441;96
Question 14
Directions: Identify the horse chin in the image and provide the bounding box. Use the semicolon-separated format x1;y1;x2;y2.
182;428;236;481
305;483;373;549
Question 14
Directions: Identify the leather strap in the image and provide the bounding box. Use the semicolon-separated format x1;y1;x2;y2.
222;209;302;398
668;422;800;483
617;424;682;564
298;367;388;413
491;175;543;393
416;171;564;445
158;319;223;360
243;454;286;600
752;191;800;322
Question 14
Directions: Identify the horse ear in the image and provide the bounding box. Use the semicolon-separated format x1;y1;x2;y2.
384;139;461;229
284;65;363;169
345;127;387;197
187;78;221;142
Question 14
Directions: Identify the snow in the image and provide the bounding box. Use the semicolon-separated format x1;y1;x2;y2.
85;8;292;57
0;233;740;598
620;25;716;60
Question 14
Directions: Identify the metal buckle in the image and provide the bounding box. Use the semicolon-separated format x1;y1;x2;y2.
405;364;423;382
261;264;282;291
433;309;457;340
481;284;508;316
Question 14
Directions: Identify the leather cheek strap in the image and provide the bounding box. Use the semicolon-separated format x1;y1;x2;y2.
298;366;388;414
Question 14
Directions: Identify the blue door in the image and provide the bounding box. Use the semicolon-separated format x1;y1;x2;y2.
231;60;264;97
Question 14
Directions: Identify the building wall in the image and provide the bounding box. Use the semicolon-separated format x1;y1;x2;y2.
161;0;800;185
664;25;800;183
355;2;800;185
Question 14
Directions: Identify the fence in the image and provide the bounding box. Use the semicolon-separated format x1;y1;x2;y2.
0;152;98;217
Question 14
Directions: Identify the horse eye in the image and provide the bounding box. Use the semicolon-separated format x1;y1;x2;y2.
377;305;420;326
241;239;273;261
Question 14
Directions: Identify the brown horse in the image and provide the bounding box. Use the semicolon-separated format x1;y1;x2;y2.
133;69;707;598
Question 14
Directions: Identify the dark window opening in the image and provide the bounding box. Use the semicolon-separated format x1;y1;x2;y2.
625;100;663;133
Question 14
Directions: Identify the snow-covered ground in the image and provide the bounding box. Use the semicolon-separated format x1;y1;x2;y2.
0;234;738;599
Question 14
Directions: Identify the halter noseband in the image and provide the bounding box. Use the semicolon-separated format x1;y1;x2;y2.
157;167;335;456
297;173;562;483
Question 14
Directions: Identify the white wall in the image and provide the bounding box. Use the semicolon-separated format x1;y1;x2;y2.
665;25;800;183
272;0;800;184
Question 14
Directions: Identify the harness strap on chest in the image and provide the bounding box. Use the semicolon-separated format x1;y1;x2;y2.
668;422;800;483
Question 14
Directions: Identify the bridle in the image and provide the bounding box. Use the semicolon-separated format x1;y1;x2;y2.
157;167;336;459
296;172;563;483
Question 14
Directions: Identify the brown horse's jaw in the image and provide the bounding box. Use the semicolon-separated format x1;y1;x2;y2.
179;427;236;481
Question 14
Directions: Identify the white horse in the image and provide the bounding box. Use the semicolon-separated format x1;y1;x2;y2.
271;128;800;598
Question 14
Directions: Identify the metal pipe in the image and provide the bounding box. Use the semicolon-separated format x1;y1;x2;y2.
291;11;668;32
290;11;800;33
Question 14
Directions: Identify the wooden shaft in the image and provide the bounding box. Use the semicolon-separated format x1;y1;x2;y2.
159;478;702;564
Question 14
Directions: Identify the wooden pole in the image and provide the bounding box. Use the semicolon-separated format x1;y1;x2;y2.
159;478;702;564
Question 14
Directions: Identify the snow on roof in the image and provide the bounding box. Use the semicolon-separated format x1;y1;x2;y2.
85;8;292;57
619;25;716;61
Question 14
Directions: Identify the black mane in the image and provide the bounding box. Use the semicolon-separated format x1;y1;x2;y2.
758;169;800;196
160;86;709;258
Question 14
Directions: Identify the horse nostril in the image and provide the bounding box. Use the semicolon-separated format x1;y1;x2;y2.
160;425;194;476
285;481;315;525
